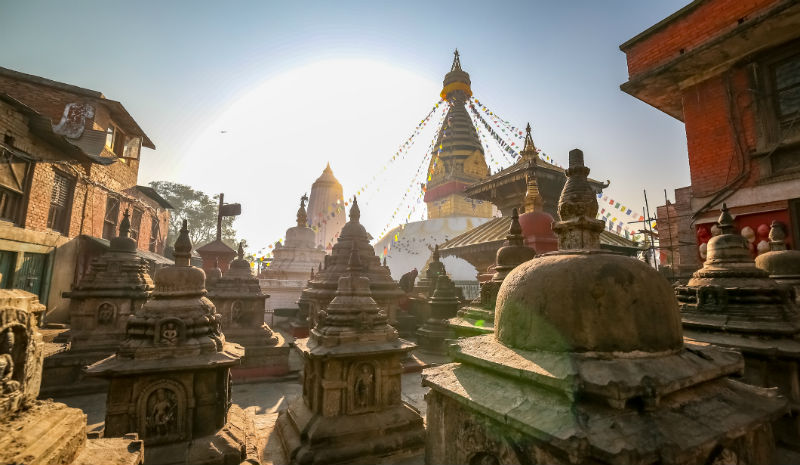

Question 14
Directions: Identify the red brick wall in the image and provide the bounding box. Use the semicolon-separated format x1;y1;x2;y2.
681;68;759;197
623;0;780;77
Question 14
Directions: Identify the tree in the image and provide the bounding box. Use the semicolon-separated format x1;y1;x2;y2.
149;181;239;249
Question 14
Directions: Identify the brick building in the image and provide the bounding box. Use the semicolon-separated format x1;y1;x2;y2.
0;66;171;321
620;0;800;278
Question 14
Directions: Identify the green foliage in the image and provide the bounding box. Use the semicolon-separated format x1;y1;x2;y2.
149;181;240;249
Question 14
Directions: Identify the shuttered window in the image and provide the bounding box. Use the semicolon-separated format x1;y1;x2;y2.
47;171;74;234
774;52;800;122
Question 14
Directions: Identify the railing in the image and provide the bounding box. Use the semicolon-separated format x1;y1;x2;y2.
454;280;480;301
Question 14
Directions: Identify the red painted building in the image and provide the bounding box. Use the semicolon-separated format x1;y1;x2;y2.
0;66;171;321
620;0;800;278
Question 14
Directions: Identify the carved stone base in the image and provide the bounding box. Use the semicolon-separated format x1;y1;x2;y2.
275;396;424;465
416;323;454;355
40;350;111;397
142;404;255;465
0;400;143;465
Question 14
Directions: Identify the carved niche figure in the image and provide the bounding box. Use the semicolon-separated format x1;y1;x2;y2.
146;388;178;438
97;302;116;325
354;363;375;409
230;300;244;325
160;322;179;346
0;329;20;394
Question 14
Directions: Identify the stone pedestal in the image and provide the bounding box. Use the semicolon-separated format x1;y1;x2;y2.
275;245;424;464
0;289;142;465
87;221;250;465
298;198;404;333
424;150;785;465
450;208;535;338
676;205;800;449
208;243;290;382
416;275;458;354
43;212;154;397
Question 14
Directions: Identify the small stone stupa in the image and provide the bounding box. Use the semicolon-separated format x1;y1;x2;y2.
676;206;800;447
416;274;459;354
423;149;785;465
407;245;448;331
756;220;800;303
450;208;535;338
276;243;424;464
207;241;289;381
298;197;404;333
260;194;325;320
87;220;251;465
1;288;143;465
43;210;154;397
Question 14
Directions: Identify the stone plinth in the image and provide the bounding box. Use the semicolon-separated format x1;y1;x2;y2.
676;205;800;448
416;275;458;354
0;288;142;465
260;195;325;335
208;243;290;382
424;150;785;465
450;208;535;338
298;197;404;334
275;245;424;464
87;221;248;465
43;212;154;397
756;220;800;304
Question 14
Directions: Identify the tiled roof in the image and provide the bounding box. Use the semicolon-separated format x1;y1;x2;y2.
441;216;640;253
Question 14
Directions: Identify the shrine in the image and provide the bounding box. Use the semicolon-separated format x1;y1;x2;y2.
275;244;424;464
87;221;253;465
42;210;154;397
207;242;289;381
423;149;785;465
677;205;800;448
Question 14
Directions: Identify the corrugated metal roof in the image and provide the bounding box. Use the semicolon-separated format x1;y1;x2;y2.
84;235;174;265
441;216;640;253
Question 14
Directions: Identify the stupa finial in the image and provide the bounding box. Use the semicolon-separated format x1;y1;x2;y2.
237;241;244;260
350;196;360;223
297;193;309;227
451;49;462;72
717;203;735;234
520;122;538;159
432;244;440;262
509;208;522;238
524;164;544;213
173;219;192;266
769;220;788;251
552;149;604;250
347;241;362;273
119;209;131;238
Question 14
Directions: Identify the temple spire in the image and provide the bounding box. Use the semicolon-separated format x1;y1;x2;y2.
451;49;462;72
350;196;360;223
520;123;539;160
173;219;193;267
297;193;309;227
524;161;544;213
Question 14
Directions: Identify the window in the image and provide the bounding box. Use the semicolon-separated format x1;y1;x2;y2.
105;125;116;150
0;147;31;225
105;123;126;157
47;171;74;234
103;196;120;240
130;208;143;242
149;217;161;253
773;53;800;123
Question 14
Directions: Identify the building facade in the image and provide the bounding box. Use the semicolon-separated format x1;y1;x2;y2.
0;66;169;321
620;0;800;278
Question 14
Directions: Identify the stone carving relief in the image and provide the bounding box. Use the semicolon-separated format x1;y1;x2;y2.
352;363;376;411
97;302;116;325
155;318;185;346
231;300;244;325
698;285;728;312
0;328;21;394
137;379;186;443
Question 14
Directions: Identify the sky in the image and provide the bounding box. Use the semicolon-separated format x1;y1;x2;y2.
0;0;692;253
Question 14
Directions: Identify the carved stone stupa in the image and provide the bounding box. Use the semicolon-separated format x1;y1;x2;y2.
423;149;785;465
87;221;251;465
260;194;325;314
756;220;800;303
450;208;535;338
416;274;459;354
676;206;800;447
298;197;404;333
0;288;143;465
43;210;154;396
207;241;289;381
276;244;425;464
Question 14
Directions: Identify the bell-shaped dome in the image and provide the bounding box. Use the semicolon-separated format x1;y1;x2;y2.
755;220;800;281
494;149;683;354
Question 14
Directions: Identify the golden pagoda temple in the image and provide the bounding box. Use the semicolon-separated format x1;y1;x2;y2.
424;50;493;219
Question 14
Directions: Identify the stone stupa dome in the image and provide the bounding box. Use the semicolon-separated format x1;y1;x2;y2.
755;220;800;282
494;149;683;354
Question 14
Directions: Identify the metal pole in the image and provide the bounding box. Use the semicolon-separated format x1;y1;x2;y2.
216;193;224;242
643;190;658;271
664;189;675;279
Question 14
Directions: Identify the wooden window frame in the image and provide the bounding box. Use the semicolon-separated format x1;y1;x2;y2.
46;169;75;235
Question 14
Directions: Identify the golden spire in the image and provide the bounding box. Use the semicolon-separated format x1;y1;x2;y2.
520;122;539;160
451;49;462;72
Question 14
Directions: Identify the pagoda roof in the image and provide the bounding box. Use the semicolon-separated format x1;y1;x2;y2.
465;157;605;199
440;216;640;257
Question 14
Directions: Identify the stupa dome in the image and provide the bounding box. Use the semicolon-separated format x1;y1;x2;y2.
154;223;206;296
494;149;683;353
339;197;368;239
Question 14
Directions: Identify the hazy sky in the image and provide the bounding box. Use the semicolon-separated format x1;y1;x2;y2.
1;1;691;252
